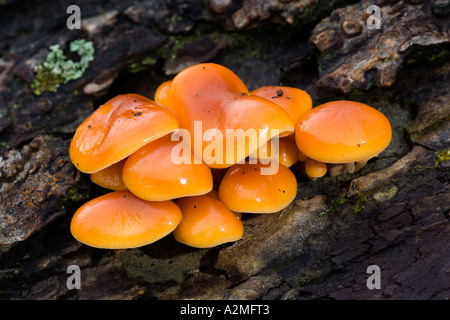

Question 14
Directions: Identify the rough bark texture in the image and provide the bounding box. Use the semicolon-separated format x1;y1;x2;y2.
0;0;449;300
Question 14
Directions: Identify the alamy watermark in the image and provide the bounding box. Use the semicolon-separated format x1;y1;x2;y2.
366;5;381;30
366;265;381;289
66;5;81;30
66;265;81;290
170;122;281;175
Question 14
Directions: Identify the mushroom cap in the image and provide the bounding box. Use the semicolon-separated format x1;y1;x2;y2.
218;162;297;213
249;136;299;167
295;100;392;164
70;190;182;249
90;158;127;191
122;134;213;201
173;191;243;248
154;80;172;108
69;94;179;173
166;63;294;168
304;158;327;179
251;86;312;136
297;149;308;162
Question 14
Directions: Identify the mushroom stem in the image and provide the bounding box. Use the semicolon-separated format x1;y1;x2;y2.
355;159;368;172
327;162;355;177
304;158;327;180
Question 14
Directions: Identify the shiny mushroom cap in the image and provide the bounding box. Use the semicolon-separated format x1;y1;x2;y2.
122;134;213;201
295;100;392;164
304;158;327;180
70;190;182;249
69;94;179;173
218;162;297;213
173;191;243;248
166;63;294;168
90;158;127;191
249;136;299;168
154;80;172;108
251;85;312;136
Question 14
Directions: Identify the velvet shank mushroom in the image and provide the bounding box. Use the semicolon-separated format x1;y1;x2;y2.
250;85;313;135
295;100;392;178
165;63;294;168
154;80;172;108
69;93;179;173
304;158;327;180
122;134;213;201
70;190;182;249
173;191;243;248
218;162;297;213
90;158;127;190
249;136;299;168
69;63;363;251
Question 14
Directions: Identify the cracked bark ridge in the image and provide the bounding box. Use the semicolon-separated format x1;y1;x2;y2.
206;0;358;30
310;0;450;94
397;61;450;151
0;136;80;255
23;257;146;300
124;0;207;35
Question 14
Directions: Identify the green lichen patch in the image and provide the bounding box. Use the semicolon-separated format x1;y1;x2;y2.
31;39;95;96
435;149;450;167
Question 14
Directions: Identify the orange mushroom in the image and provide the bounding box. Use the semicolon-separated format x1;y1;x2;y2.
154;80;172;108
165;63;294;169
69;93;179;174
297;149;308;162
70;190;182;249
90;158;127;190
249;136;299;168
173;190;244;248
295;101;391;176
218;161;297;213
304;158;327;180
122;134;213;201
250;85;312;136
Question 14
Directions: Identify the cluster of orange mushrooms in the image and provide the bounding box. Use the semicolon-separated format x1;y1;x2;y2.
69;63;392;250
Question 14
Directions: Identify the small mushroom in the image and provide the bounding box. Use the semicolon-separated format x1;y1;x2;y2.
250;85;313;136
166;63;294;168
249;136;299;167
304;158;327;180
90;158;127;190
154;80;172;108
122;134;213;201
69;93;179;174
295;100;392;177
218;161;297;214
70;190;182;249
173;190;244;248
